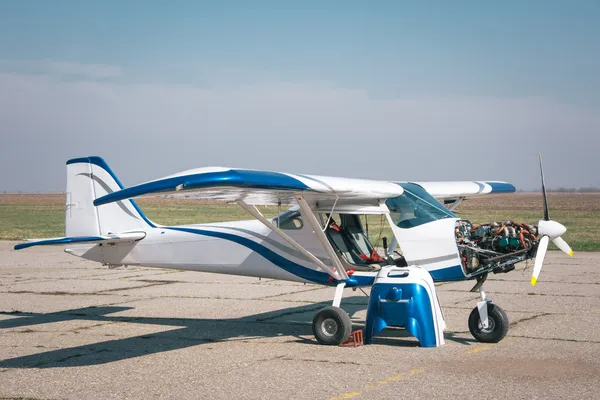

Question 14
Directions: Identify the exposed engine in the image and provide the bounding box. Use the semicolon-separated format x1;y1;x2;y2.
456;220;539;275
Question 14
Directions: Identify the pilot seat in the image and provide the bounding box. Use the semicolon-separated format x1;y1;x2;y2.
324;214;404;272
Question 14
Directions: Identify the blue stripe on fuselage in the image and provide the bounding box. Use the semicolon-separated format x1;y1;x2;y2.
165;226;334;285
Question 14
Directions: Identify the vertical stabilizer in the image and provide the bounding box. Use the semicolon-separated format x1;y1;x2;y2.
66;157;153;236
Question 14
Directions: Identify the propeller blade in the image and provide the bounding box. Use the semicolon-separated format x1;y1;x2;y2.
532;235;549;286
539;153;549;221
552;236;573;257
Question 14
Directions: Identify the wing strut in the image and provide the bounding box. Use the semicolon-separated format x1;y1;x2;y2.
448;197;465;212
236;200;348;281
295;195;349;280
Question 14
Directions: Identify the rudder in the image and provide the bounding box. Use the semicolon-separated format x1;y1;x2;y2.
66;156;153;236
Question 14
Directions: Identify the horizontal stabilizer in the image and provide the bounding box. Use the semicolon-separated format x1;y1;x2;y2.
14;232;146;251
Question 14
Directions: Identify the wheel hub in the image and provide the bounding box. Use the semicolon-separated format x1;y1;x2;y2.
321;318;338;337
478;316;496;334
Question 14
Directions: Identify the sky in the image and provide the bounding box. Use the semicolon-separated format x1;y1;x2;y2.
1;0;599;192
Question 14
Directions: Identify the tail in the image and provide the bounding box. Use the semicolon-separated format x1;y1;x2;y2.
66;156;155;236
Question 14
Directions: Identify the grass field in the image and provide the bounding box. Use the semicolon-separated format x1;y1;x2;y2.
1;193;598;251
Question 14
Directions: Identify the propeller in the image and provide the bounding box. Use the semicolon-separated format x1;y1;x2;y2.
531;154;573;286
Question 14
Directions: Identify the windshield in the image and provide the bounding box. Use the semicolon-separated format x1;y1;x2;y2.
386;183;456;228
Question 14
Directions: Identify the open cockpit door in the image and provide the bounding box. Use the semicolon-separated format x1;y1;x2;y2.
385;183;465;281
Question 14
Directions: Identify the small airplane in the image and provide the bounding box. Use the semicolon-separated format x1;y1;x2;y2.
15;156;572;346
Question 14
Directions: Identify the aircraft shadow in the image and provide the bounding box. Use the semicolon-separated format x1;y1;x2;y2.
0;296;465;369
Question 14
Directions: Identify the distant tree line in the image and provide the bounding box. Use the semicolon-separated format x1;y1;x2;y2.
517;187;600;193
548;187;600;193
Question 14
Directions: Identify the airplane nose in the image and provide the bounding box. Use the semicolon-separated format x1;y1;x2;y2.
538;220;567;239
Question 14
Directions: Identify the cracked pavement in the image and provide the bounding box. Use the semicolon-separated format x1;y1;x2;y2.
0;242;599;399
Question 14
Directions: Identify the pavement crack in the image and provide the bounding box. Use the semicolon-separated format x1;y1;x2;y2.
277;356;366;366
21;348;113;369
55;348;112;364
441;289;592;298
68;321;118;334
1;397;59;400
2;291;117;296
254;354;368;366
509;312;552;328
117;271;178;280
508;334;600;344
96;281;176;294
257;286;326;300
442;306;574;315
14;328;37;333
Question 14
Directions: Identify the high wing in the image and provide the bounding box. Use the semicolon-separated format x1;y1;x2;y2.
94;167;405;206
406;181;515;211
412;181;516;199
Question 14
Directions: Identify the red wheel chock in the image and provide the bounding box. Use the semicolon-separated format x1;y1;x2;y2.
340;330;364;347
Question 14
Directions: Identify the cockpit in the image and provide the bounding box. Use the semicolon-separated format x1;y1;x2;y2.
323;214;388;266
271;183;455;272
273;207;401;271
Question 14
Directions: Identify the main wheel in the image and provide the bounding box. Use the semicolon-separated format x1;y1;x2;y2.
312;306;352;345
468;303;509;343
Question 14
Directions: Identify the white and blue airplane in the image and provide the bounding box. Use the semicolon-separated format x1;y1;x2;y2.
15;156;572;345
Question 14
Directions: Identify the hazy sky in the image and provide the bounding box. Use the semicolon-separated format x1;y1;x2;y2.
1;0;599;192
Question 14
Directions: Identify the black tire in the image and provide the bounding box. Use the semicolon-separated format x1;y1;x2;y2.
468;303;509;343
312;306;352;345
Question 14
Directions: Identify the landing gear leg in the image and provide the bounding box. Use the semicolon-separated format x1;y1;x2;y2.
477;287;490;330
332;282;346;307
312;283;352;345
468;284;509;343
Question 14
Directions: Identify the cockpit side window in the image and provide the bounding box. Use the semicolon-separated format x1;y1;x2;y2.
386;183;456;228
272;209;304;230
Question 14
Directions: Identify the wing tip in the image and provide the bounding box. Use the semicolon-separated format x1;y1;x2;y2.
486;181;517;194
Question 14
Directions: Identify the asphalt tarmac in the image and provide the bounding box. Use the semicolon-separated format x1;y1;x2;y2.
1;241;598;399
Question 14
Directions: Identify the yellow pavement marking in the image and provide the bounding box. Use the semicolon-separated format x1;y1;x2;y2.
378;368;424;384
467;344;495;354
329;369;424;400
332;391;361;399
329;392;361;400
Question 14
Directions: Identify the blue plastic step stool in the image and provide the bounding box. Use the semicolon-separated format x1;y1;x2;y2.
365;266;445;347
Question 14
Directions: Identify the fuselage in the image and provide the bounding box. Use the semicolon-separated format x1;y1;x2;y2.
65;215;468;288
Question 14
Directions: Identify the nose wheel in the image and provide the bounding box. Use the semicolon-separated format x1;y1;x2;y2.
468;282;509;343
468;302;509;343
312;306;352;345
